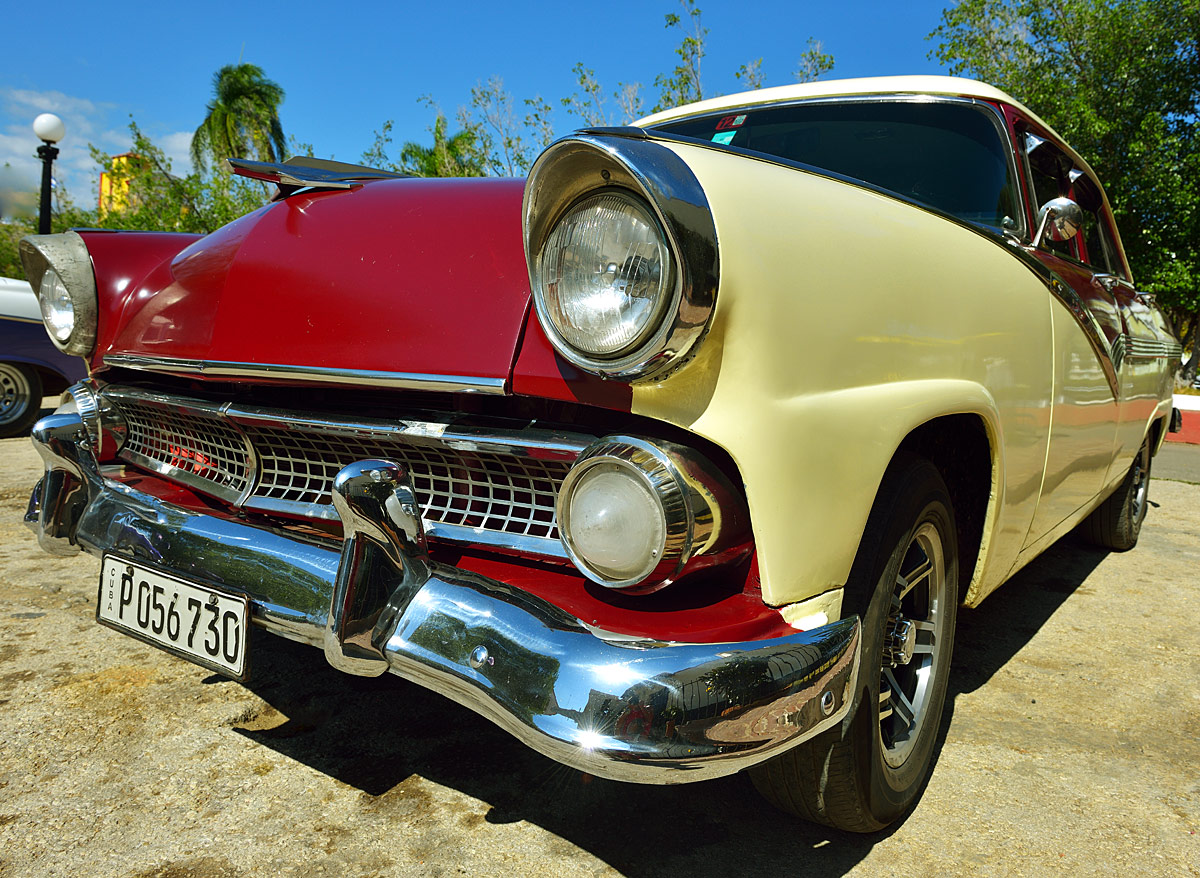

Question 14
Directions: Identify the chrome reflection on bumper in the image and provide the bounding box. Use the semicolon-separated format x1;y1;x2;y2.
27;408;861;784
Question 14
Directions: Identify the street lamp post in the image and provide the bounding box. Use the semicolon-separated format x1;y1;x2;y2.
33;113;65;235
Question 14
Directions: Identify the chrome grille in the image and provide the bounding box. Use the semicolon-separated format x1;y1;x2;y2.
243;424;567;539
106;387;587;555
116;397;250;500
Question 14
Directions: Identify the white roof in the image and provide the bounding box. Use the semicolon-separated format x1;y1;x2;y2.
636;74;1058;141
0;276;40;322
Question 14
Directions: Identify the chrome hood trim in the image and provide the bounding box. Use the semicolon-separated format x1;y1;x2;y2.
103;355;508;395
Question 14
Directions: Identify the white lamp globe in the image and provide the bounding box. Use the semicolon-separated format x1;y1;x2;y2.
33;113;65;144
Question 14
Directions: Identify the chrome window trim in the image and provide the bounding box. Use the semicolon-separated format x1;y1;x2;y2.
102;355;508;395
646;93;1028;240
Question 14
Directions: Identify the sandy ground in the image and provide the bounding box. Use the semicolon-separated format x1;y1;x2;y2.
0;430;1197;878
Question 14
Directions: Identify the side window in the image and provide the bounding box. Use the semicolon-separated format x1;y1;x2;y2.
1024;133;1076;258
1070;173;1127;279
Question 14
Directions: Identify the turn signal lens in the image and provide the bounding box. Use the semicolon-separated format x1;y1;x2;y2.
39;268;75;342
563;460;667;583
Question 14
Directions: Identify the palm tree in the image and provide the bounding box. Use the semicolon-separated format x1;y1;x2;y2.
398;113;486;178
191;64;286;172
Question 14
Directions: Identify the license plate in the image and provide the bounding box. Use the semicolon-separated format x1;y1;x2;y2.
97;555;249;680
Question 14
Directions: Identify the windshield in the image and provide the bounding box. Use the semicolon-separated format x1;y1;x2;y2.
653;99;1020;233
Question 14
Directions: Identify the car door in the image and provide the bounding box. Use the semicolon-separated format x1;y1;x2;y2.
1015;128;1124;543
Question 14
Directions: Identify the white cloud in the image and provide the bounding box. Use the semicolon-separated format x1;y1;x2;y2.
0;87;129;207
159;131;195;176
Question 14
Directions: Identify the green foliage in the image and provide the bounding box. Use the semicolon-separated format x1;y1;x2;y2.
653;0;708;112
362;106;486;178
930;0;1200;346
795;38;835;83
191;64;287;172
462;77;556;176
735;58;765;90
98;123;269;233
561;64;646;126
0;119;271;280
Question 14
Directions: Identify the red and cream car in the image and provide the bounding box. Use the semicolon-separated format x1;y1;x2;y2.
20;76;1181;831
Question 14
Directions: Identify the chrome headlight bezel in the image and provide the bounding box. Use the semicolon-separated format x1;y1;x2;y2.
523;133;719;381
18;231;98;357
557;435;748;591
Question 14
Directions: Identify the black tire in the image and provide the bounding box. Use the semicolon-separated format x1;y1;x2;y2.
0;362;43;439
1079;437;1151;552
751;455;958;831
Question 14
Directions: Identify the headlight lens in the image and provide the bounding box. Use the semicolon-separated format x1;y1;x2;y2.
39;267;75;342
537;191;670;357
560;459;667;585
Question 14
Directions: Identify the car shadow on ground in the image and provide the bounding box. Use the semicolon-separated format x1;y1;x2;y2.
219;534;1108;878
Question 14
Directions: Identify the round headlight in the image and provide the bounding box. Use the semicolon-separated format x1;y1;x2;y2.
536;190;671;358
559;458;667;586
39;267;75;343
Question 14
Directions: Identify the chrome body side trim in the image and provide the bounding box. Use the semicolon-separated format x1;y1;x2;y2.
27;406;862;784
1123;337;1184;361
102;355;509;395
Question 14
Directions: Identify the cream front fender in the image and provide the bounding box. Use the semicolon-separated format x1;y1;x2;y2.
711;381;1002;608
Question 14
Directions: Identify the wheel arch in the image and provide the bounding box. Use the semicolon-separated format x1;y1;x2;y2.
894;413;996;607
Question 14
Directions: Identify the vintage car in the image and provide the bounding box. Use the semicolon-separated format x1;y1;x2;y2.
19;76;1182;831
0;275;86;437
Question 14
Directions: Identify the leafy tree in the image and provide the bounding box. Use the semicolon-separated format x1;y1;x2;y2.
930;0;1200;379
99;123;269;233
561;63;646;126
735;58;765;90
653;0;708;112
362;105;486;178
796;37;835;83
462;77;556;176
191;63;287;172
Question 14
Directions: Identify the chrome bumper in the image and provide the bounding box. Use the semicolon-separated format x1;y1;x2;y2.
26;408;861;784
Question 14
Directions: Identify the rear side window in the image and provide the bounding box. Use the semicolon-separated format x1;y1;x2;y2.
654;99;1020;233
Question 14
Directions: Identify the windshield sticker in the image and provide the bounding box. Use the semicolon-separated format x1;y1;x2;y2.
715;114;747;131
711;131;736;145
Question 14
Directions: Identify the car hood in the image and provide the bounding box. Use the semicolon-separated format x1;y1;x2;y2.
100;177;532;388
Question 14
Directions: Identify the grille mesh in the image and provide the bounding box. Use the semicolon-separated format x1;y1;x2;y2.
118;399;250;495
112;394;573;545
244;424;568;539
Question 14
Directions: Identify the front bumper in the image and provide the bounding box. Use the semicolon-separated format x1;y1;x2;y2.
26;406;861;784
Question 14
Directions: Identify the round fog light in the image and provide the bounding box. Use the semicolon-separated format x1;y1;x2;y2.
560;460;666;586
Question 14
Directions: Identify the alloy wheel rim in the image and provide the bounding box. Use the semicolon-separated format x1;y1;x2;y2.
1129;449;1147;523
878;520;946;768
0;364;32;426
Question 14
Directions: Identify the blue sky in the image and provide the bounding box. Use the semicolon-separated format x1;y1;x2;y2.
0;0;957;206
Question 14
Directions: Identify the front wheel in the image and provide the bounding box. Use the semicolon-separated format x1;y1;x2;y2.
751;456;958;831
0;363;42;439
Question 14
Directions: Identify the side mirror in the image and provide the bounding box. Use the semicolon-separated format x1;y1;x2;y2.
1033;197;1083;248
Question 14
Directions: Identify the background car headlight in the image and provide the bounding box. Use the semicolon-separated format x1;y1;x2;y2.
536;190;672;358
38;268;75;342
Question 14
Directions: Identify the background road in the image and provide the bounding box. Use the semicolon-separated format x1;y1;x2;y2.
1;419;1197;878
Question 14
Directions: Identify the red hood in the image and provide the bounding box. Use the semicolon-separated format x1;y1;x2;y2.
99;177;531;386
